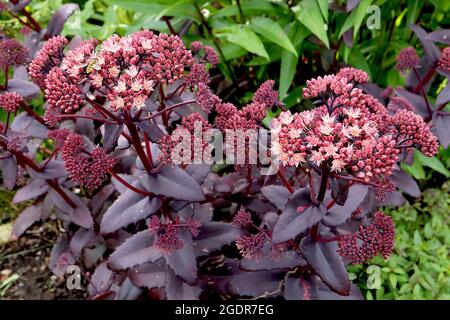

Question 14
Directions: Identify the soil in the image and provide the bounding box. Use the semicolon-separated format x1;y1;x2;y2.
0;220;87;300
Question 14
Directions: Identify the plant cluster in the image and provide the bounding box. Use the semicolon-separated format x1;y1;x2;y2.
0;0;448;300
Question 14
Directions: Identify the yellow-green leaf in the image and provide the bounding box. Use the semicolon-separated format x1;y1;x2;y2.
250;17;297;56
292;0;329;49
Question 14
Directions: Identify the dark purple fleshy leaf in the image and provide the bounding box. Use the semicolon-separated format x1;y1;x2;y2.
89;262;114;296
30;160;67;179
129;261;166;289
396;87;431;118
12;205;42;238
193;222;241;256
323;184;369;227
436;84;450;106
241;244;306;271
111;174;137;194
90;184;115;216
185;164;211;184
75;117;95;142
358;82;384;101
13;178;49;203
426;29;450;45
46;4;79;37
10;112;48;139
165;230;197;284
165;269;201;300
343;28;354;47
8;0;31;13
100;183;160;234
103;124;123;153
83;245;106;268
0;157;17;190
376;191;406;207
330;177;349;206
300;237;350;295
260;185;290;210
49;235;74;277
405;57;435;91
433;112;450;148
49;187;93;228
142;164;205;201
410;24;441;64
108;230;161;270
7;79;40;99
346;0;360;11
390;168;421;197
272;189;325;243
137;121;165;142
116;278;142;300
69;228;99;259
227;271;284;297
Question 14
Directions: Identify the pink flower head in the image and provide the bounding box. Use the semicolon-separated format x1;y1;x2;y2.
235;232;266;259
61;133;115;189
373;211;395;259
303;74;353;99
48;128;70;147
44;67;84;113
29;36;68;87
195;82;221;114
0;38;29;69
387;96;413;113
185;62;209;87
61;38;98;81
391;109;439;156
149;33;193;84
204;45;219;67
336;67;369;84
0;92;23;112
190;41;203;53
396;47;420;71
232;209;252;227
438;47;450;71
154;223;184;255
253;80;281;108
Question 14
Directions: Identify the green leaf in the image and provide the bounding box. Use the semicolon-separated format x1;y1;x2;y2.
217;25;269;60
347;47;372;78
215;0;286;17
316;0;328;22
401;156;426;180
338;0;372;39
250;17;297;56
292;0;329;49
414;150;450;177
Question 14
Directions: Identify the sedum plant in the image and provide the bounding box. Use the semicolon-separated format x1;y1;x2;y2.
0;0;447;300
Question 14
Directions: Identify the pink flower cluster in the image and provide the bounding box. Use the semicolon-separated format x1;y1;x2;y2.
0;92;23;112
48;128;70;147
338;211;395;264
195;82;221;114
61;133;115;189
232;209;252;227
190;41;219;67
60;38;98;82
0;38;29;69
391;109;439;156
303;74;353;99
148;216;201;254
336;67;369;84
396;47;420;71
438;47;450;71
28;36;68;87
44;67;84;113
387;96;413;113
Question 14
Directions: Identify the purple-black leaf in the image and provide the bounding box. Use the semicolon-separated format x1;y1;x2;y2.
137;121;165;142
396;87;431;118
436;84;450;106
29;160;67;179
129;261;166;289
46;4;79;37
11;112;48;138
260;185;290;210
193;222;241;256
89;262;114;296
165;269;201;300
426;29;450;45
142;164;205;201
8;0;31;13
376;191;406;207
116;278;142;300
241;244;306;271
100;183;160;234
1;157;18;190
12;205;42;238
434;112;450;148
49;187;93;229
103;124;124;153
7;79;40;99
227;271;284;297
390;168;421;197
343;28;354;48
90;184;115;216
49;235;74;277
185;164;211;184
410;24;441;64
272;189;325;243
323;184;368;227
330;177;349;206
165;230;197;285
108;230;161;270
300;237;350;295
69;228;99;259
13;178;49;203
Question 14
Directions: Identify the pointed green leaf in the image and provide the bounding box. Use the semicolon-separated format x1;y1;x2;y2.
217;25;269;60
316;0;328;21
292;0;329;49
338;0;372;39
250;17;297;56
